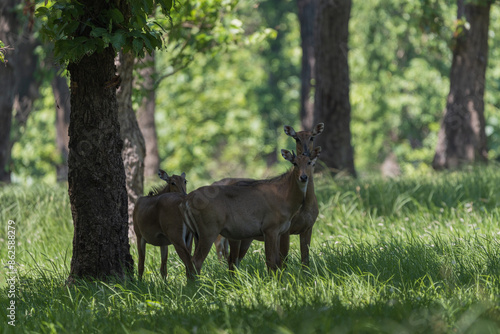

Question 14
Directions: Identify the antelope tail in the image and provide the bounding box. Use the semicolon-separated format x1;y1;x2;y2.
182;201;199;240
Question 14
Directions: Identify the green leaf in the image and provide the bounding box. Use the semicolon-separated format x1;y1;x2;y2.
107;8;124;24
132;38;144;57
90;27;108;38
65;21;80;35
35;6;50;17
110;31;127;50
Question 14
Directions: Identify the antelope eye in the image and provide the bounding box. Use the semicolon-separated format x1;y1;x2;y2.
310;138;314;141
171;182;176;185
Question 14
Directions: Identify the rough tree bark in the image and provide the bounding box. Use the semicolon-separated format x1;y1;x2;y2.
432;0;492;169
136;52;159;179
116;50;146;240
68;46;133;280
51;66;71;182
297;0;316;130
312;0;356;177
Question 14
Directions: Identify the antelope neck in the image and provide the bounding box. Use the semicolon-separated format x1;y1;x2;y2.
282;167;309;205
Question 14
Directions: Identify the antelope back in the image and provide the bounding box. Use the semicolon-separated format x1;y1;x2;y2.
283;123;324;156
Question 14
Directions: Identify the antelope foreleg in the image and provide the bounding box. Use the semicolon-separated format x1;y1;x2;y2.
236;238;253;267
137;236;146;280
264;232;280;272
160;246;168;278
279;232;290;269
300;227;313;267
228;239;241;272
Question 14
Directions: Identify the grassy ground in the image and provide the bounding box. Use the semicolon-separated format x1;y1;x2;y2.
1;166;500;333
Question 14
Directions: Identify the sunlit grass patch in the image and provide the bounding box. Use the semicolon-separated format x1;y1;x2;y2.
1;166;500;332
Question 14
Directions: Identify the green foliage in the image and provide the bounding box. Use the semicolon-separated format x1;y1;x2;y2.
35;0;175;61
153;0;300;185
11;84;59;184
0;40;5;63
349;0;453;173
350;1;500;172
12;0;500;182
2;167;500;332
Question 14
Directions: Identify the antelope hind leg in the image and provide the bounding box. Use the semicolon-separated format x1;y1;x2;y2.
192;234;218;276
172;241;196;281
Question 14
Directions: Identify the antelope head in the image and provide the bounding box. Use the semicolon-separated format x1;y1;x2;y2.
281;146;321;193
158;169;188;195
283;123;324;156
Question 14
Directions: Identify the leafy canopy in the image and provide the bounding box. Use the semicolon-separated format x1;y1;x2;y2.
35;0;175;62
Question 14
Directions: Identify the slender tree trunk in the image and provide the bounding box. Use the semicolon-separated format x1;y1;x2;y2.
313;0;356;177
68;47;133;280
432;0;491;169
0;1;14;182
12;32;40;128
297;0;316;130
116;50;145;240
136;52;159;179
51;66;71;182
0;0;40;183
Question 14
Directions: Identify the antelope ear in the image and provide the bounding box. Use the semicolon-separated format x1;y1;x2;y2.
283;125;297;139
310;146;322;160
158;169;170;181
181;172;186;178
281;149;294;162
312;123;324;136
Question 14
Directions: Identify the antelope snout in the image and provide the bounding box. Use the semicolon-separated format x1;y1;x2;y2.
300;174;308;182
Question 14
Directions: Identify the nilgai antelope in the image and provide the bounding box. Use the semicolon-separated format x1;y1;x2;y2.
182;147;321;275
133;170;195;280
281;122;324;265
210;177;253;262
218;123;324;269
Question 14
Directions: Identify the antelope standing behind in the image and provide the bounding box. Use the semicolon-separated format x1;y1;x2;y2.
182;147;321;274
220;123;324;270
133;170;195;280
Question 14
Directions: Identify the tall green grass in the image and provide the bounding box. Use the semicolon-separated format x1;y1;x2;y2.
1;166;500;333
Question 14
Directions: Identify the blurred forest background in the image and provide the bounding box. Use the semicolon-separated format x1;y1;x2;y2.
2;0;500;186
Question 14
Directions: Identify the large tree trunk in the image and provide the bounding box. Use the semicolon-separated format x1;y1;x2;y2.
297;0;316;130
67;47;133;280
432;0;491;170
313;0;356;177
51;66;71;182
136;52;159;179
116;50;145;240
